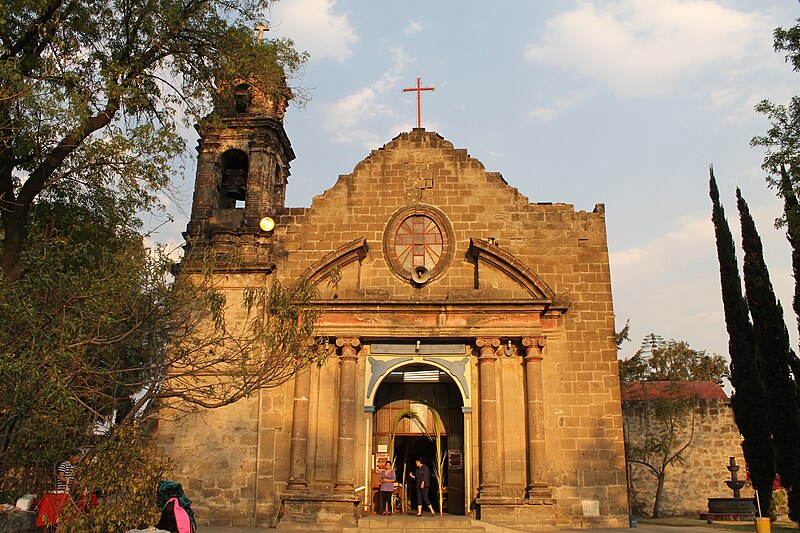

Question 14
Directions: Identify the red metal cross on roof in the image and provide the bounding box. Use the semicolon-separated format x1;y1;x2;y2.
402;77;435;129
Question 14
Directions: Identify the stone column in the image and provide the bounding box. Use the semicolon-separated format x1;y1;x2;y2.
244;147;275;227
522;336;551;499
286;366;311;492
333;337;360;495
189;144;220;229
476;337;501;499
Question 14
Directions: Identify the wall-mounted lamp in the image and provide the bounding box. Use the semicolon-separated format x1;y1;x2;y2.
323;338;334;355
505;340;514;356
259;216;276;233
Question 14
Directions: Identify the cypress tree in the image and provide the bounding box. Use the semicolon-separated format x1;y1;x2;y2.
738;188;800;522
778;164;800;389
780;164;800;343
778;163;800;519
710;171;774;511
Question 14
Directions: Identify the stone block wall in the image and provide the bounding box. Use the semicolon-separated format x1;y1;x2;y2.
623;398;750;517
160;129;629;528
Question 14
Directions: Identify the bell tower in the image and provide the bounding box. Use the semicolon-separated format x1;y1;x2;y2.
185;65;294;269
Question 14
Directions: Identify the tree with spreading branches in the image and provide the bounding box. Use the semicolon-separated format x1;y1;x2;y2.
619;336;724;518
0;0;307;282
0;3;322;527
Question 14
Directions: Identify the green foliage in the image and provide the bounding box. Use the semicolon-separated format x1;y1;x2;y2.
752;98;800;192
0;0;308;280
387;405;448;513
752;9;800;524
615;319;631;351
429;408;446;515
709;169;775;512
0;200;323;498
59;424;172;533
619;351;650;382
738;189;800;524
619;338;727;384
0;0;317;516
388;407;425;512
389;407;425;468
0;199;160;490
619;330;724;517
751;10;800;197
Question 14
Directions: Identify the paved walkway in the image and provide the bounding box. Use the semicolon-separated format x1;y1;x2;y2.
199;520;728;533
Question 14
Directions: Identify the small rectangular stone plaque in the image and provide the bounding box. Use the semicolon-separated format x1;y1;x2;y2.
581;500;600;516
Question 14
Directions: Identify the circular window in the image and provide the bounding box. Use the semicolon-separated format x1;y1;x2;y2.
383;204;454;285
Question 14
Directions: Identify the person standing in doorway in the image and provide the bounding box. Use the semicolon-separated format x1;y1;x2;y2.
379;460;396;515
409;457;435;516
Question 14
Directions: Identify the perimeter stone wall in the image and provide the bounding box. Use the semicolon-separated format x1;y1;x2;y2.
624;398;750;517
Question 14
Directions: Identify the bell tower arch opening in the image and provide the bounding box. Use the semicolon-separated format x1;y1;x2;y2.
218;149;249;209
233;83;252;113
372;363;466;515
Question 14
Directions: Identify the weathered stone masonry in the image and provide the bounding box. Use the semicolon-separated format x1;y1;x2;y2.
158;82;630;530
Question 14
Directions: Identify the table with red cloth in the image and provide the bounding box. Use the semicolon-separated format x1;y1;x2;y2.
36;492;98;526
36;492;68;527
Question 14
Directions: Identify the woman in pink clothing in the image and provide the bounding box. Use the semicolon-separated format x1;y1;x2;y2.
378;460;396;515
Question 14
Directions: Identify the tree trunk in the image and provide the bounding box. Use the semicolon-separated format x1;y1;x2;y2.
652;474;666;518
0;206;28;283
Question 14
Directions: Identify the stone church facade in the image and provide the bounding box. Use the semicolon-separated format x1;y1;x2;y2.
157;84;629;530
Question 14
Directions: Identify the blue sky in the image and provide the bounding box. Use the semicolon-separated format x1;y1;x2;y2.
154;0;800;365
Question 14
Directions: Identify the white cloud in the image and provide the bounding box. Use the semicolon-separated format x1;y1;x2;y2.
610;203;798;362
525;0;768;97
611;215;712;270
269;0;358;62
404;21;426;35
529;89;592;122
611;214;726;358
322;47;413;147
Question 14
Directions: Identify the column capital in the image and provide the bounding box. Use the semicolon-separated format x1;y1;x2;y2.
335;337;361;361
475;337;500;359
309;337;336;356
335;337;361;349
475;337;500;348
247;142;270;151
522;336;547;360
198;140;222;151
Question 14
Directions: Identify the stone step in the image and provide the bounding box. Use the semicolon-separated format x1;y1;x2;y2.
343;513;484;533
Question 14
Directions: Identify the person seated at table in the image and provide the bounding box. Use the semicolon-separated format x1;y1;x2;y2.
56;450;80;492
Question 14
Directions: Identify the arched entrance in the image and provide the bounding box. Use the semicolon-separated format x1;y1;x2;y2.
372;363;465;515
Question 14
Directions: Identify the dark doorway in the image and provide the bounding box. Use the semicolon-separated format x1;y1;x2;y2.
372;364;465;515
394;435;443;512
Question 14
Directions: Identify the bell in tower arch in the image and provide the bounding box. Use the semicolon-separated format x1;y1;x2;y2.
233;83;252;114
218;149;249;209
